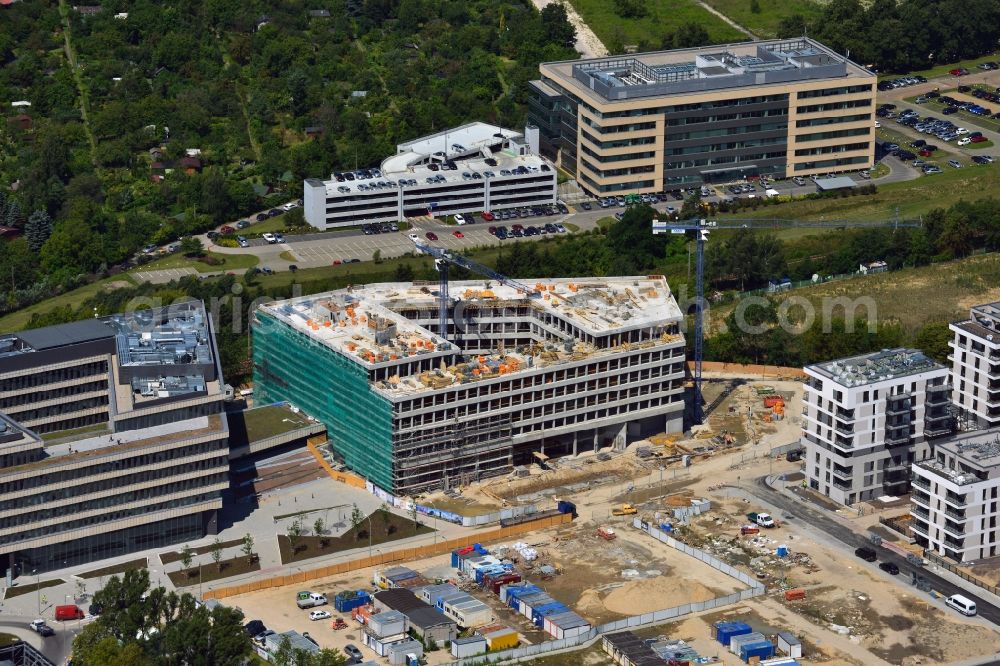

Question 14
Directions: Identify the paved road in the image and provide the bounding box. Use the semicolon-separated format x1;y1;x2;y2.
0;613;79;664
749;475;1000;628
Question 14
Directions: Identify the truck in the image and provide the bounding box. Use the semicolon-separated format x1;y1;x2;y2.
296;592;327;609
597;526;617;540
746;512;776;528
612;504;637;516
29;619;54;637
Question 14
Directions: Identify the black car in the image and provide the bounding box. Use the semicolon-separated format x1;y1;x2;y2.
580;201;592;210
557;203;569;214
855;546;877;562
879;561;900;575
88;603;103;616
255;213;267;222
244;620;266;637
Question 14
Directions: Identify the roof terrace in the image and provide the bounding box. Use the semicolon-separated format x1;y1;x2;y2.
808;348;945;388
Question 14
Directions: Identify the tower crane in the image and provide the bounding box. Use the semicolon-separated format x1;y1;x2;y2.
413;240;541;341
652;216;922;425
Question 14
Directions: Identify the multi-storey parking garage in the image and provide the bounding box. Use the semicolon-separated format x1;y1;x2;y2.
252;277;686;494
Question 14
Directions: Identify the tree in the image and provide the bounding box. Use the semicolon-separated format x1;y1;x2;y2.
613;0;647;19
777;13;807;38
211;537;223;572
409;501;419;534
379;503;392;535
672;22;710;48
179;236;204;257
241;533;255;565
288;518;304;554
750;0;761;12
913;322;952;363
540;3;576;48
284;207;307;228
25;210;53;251
179;545;194;578
313;517;328;548
5;200;22;228
372;248;382;263
350;504;365;542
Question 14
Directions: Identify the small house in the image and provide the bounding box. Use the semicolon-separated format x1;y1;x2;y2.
859;260;888;275
178;156;202;174
308;9;330;17
386;639;423;666
73;5;103;14
451;635;487;658
404;606;457;645
477;624;519;651
366;609;407;639
776;631;802;658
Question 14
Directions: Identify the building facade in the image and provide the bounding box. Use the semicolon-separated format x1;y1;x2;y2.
252;277;686;494
949;301;1000;430
0;302;229;576
303;123;558;230
911;430;1000;563
801;349;951;505
529;38;876;193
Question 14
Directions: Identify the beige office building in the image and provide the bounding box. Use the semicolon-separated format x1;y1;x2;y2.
529;38;876;193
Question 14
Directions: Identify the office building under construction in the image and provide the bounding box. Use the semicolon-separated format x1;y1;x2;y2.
252;277;686;493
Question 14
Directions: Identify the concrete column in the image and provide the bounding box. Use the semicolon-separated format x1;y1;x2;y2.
593;428;599;453
572;431;578;457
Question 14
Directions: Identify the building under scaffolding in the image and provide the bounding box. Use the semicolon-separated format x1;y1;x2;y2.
252;276;686;493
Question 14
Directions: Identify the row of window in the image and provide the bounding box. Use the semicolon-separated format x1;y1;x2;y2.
797;84;873;99
795;127;871;143
0;490;221;546
665;151;787;171
580;145;656;163
669;121;788;141
0;438;228;495
797;98;872;114
796;113;871;128
580;128;656;150
580;159;656;178
0;380;108;409
794;141;870;157
7;396;108;423
793;155;869;171
581;117;658;134
0;361;107;393
1;472;229;531
665;108;787;127
666;136;787;156
580;173;656;193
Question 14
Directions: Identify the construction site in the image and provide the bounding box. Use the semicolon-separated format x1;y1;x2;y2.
251;277;688;495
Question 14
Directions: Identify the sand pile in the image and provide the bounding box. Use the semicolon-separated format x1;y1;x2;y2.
602;577;717;615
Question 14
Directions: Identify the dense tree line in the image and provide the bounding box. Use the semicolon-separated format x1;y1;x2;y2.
784;0;1000;72
0;0;577;317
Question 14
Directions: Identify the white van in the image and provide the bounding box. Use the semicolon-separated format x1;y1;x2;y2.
945;594;977;616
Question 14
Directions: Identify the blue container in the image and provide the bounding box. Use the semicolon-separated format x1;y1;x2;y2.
740;640;775;663
777;544;789;557
334;590;370;613
557;500;578;517
532;603;567;627
715;621;753;646
505;584;540;609
659;523;673;532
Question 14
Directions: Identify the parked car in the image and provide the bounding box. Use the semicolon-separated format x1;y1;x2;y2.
453;231;464;238
274;232;285;243
426;232;438;241
948;159;963;168
855;547;877;562
309;610;332;621
481;211;494;221
408;233;420;242
219;226;235;235
244;620;267;638
344;645;364;661
236;220;250;229
580;201;592;210
262;233;278;243
454;213;466;225
879;561;899;575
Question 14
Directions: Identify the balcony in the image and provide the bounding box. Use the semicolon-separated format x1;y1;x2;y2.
909;517;930;538
884;432;912;446
911;505;929;520
835;422;854;436
885;402;912;417
945;506;967;522
832;465;853;479
911;489;930;506
835;407;855;421
911;476;931;492
832;477;852;490
942;521;967;539
944;492;968;508
944;535;965;550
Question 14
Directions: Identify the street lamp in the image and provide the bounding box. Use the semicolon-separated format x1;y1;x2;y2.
32;569;39;616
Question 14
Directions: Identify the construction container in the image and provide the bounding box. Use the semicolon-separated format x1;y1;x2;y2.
334;590;370;613
783;589;806;601
386;639;423;666
444;596;494;628
451;635;487;658
730;632;766;654
776;632;802;658
478;625;519;651
531;602;568;627
760;658;800;666
740;640;775;663
557;500;577;517
417;583;461;607
713;621;753;646
500;583;539;606
486;572;521;595
366;610;407;639
518;592;552;618
544;611;591;640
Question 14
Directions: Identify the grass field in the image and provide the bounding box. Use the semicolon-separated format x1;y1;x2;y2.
566;0;745;49
160;539;243;565
0;274;137;332
884;54;1000;82
131;251;260;274
5;578;64;599
79;558;148;580
710;252;1000;332
703;0;824;39
723;161;1000;221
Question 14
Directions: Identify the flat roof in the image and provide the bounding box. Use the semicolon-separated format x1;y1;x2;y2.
390;122;522;169
541;37;874;104
0;318;114;356
0;412;41;452
940;430;1000;469
258;276;684;395
807;348;946;388
814;176;857;190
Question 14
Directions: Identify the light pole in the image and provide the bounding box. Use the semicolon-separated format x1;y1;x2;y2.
33;569;39;616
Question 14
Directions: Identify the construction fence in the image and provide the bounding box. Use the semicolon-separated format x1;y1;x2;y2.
438;518;766;665
925;551;1000;597
202;512;572;601
693;361;807;380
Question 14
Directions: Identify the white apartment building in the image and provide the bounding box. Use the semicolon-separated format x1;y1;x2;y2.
802;348;951;505
253;277;686;493
303;123;558;230
911;430;1000;562
949;301;1000;430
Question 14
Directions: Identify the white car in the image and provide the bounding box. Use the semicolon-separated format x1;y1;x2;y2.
874;121;881;128
956;127;969;135
281;202;298;211
454;214;466;225
958;137;971;146
262;233;277;244
309;610;331;621
408;233;420;242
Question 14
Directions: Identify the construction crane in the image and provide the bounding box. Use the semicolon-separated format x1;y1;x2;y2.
652;216;922;425
413;240;541;341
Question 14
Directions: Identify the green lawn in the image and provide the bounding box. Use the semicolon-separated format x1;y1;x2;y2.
167;554;260;587
5;578;64;599
0;634;18;648
79;558;148;580
238;404;315;441
160;539;243;565
130;251;260;273
967;140;995;149
0;274;136;332
566;0;745;49
703;0;824;39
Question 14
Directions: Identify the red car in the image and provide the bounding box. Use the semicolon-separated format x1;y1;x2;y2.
481;211;495;221
425;232;438;241
511;224;524;232
219;225;235;235
918;149;931;157
488;226;497;235
453;231;464;238
970;135;988;143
